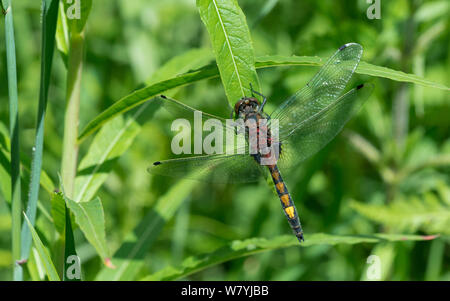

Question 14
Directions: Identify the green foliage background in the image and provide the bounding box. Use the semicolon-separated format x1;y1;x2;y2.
0;0;449;280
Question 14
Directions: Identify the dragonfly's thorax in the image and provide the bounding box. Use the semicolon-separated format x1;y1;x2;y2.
234;97;261;119
242;111;280;166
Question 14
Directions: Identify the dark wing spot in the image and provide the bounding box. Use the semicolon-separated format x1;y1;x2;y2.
160;95;167;99
153;161;161;166
339;43;350;51
356;84;364;90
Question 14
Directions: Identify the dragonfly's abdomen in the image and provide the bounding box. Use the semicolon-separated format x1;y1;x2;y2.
268;164;304;242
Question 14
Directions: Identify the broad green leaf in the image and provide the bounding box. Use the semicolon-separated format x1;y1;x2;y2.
74;107;144;204
62;0;92;34
23;214;60;281
197;0;260;106
141;233;436;281
78;55;449;142
65;196;110;264
95;179;197;281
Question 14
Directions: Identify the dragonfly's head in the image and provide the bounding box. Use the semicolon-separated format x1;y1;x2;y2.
234;97;260;118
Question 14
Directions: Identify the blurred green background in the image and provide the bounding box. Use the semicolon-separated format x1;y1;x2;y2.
0;0;449;280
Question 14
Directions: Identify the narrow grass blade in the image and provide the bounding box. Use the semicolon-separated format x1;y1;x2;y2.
2;0;22;280
0;126;55;216
55;3;69;66
78;55;449;142
141;233;437;281
63;204;80;281
95;179;197;281
197;0;261;106
20;0;59;265
23;213;60;281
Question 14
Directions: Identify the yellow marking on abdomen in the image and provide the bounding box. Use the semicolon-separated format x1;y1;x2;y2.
285;206;295;219
280;194;290;206
276;182;285;193
272;171;280;182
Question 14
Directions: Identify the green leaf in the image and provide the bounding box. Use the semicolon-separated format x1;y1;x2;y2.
356;61;449;91
62;0;92;34
23;213;60;281
350;190;450;235
77;64;220;143
21;0;59;271
50;192;80;280
55;3;69;66
196;0;261;106
3;0;22;280
74;106;145;204
63;204;79;281
50;191;66;235
65;196;110;264
78;55;450;142
141;233;436;281
95;179;197;280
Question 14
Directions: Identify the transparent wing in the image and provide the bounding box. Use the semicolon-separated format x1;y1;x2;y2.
148;153;267;183
155;95;238;136
270;43;363;138
150;95;266;183
275;83;373;170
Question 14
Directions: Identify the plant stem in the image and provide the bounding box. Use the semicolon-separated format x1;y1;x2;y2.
61;31;84;199
2;0;22;281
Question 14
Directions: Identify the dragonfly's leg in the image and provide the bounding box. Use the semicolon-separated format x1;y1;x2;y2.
230;108;234;119
249;83;267;112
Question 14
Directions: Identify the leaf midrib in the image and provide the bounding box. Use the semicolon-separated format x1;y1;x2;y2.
211;0;245;97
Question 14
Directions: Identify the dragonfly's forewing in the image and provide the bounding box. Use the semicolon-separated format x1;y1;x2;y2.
148;153;267;183
276;83;374;171
149;95;267;183
155;95;238;136
271;43;363;139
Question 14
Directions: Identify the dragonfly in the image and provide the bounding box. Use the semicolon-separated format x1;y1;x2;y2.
148;43;373;243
